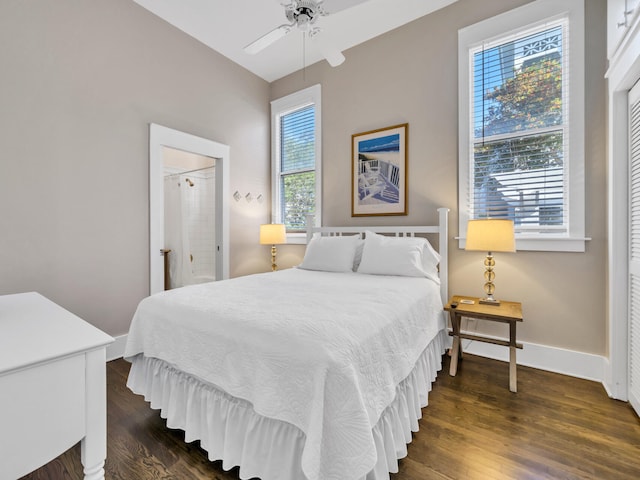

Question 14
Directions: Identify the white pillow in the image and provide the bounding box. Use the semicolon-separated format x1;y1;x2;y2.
299;235;361;272
353;238;365;271
422;237;441;274
356;231;440;283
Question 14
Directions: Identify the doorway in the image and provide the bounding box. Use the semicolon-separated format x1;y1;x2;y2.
163;148;216;289
149;124;229;295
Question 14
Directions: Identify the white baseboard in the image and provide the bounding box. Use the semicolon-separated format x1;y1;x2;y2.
106;334;128;362
107;332;606;385
459;330;605;383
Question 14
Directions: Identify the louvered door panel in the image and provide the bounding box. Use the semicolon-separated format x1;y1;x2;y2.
630;277;640;414
628;82;640;416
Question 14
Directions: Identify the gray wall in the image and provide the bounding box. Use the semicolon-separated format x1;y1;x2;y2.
271;0;608;356
0;0;271;336
0;0;607;356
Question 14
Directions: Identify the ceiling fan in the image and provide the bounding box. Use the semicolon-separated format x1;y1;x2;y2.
244;0;366;67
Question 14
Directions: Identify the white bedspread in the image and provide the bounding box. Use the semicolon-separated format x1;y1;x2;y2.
124;268;445;480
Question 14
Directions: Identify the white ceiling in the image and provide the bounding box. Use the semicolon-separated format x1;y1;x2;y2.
132;0;458;83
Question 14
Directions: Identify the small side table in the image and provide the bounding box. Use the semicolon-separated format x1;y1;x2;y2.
444;295;523;392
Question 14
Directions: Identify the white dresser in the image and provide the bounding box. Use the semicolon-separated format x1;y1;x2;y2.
0;292;114;480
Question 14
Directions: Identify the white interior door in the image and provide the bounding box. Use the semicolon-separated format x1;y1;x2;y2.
628;81;640;416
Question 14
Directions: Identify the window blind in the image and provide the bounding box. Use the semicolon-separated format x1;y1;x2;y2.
279;104;316;231
281;105;315;172
470;20;569;233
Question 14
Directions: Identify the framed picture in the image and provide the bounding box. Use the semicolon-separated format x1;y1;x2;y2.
351;123;408;216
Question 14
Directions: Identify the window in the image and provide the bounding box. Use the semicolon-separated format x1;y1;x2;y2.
458;0;585;252
271;85;321;243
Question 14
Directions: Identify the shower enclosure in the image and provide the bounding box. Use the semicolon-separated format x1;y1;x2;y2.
164;165;216;289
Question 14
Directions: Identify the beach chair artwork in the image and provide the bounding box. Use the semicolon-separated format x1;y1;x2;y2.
352;123;407;216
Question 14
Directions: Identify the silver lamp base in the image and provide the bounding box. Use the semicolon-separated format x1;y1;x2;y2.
479;297;501;306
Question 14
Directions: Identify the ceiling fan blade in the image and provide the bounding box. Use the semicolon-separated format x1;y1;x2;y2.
244;24;292;55
312;35;345;66
322;47;345;67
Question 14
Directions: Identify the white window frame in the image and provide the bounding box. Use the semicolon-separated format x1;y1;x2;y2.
271;84;322;244
458;0;586;252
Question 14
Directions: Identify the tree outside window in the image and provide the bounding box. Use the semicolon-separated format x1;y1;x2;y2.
279;105;316;231
472;25;565;228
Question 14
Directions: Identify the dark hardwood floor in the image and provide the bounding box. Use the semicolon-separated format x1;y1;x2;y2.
21;354;640;480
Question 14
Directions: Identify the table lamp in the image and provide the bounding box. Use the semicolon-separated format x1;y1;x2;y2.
465;218;515;305
260;224;286;271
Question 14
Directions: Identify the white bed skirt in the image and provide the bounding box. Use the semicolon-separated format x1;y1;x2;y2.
126;328;447;480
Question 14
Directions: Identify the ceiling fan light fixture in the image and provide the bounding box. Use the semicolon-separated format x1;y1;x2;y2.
297;14;311;30
308;27;321;39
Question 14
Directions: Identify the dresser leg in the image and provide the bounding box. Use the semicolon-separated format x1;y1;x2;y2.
81;349;107;480
82;460;105;480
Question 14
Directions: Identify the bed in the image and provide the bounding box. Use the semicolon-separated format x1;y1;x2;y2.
124;207;449;480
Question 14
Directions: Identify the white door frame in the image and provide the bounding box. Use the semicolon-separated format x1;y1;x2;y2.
149;124;230;294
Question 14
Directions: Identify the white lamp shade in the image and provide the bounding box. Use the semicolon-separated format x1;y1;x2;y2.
260;224;286;245
465;219;516;253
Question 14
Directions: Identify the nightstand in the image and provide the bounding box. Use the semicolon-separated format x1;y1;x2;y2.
444;295;523;392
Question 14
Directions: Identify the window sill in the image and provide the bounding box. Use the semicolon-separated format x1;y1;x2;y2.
285;233;308;245
458;236;590;253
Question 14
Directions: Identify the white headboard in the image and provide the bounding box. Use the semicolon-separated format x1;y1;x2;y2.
305;207;449;305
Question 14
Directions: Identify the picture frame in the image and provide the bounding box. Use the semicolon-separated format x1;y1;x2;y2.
351;123;408;216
